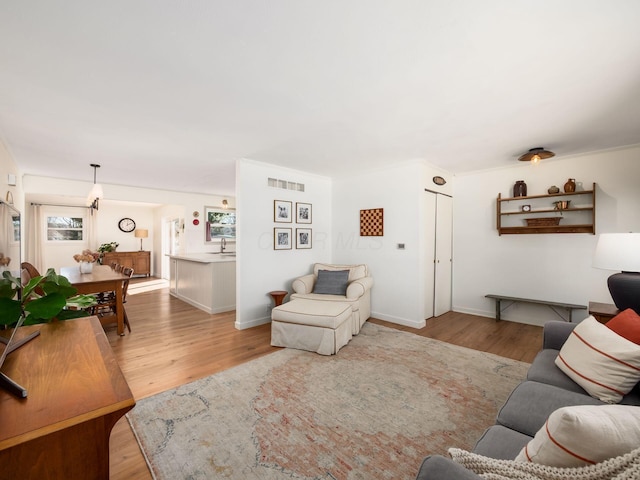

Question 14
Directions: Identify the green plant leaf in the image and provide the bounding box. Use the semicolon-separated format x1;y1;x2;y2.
23;293;67;320
0;297;22;326
56;309;90;320
66;294;96;309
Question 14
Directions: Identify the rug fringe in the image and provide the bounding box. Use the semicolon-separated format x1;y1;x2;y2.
127;412;158;480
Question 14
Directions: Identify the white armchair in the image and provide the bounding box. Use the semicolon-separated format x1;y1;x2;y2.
291;263;373;334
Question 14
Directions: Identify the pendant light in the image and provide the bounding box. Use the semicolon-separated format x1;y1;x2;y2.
518;147;555;165
87;163;104;210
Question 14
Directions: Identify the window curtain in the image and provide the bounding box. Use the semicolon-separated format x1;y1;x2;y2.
25;203;43;273
87;207;98;251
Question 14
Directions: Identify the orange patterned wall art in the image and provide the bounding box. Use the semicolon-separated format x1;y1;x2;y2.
360;208;384;236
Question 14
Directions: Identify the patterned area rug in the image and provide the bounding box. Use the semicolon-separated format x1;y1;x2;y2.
128;323;529;480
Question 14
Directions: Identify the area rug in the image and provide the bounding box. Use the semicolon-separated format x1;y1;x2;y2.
127;323;529;480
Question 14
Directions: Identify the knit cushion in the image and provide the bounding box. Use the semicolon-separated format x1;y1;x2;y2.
514;405;640;467
607;309;640;345
555;316;640;403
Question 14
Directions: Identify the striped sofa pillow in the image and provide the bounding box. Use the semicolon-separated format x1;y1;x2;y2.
515;404;640;467
555;316;640;403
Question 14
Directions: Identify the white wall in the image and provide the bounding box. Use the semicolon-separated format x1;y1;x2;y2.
235;159;332;329
453;145;640;326
332;160;453;327
0;141;24;274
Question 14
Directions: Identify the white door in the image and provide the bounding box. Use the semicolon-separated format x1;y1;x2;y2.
161;218;181;280
434;195;453;316
424;192;437;319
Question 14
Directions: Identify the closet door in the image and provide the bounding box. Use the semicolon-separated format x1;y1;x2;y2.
434;195;453;317
424;192;437;319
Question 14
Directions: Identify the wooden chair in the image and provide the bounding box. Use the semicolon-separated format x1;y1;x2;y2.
21;262;44;294
93;267;134;333
21;262;41;279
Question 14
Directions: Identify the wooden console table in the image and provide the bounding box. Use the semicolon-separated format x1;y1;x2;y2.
0;317;135;480
102;250;151;276
588;301;620;324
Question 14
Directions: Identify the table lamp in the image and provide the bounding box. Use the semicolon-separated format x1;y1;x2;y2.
134;229;148;251
592;233;640;314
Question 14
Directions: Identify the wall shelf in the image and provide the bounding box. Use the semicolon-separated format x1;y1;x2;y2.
496;183;596;235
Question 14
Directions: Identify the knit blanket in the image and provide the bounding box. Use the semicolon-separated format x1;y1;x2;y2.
450;447;640;480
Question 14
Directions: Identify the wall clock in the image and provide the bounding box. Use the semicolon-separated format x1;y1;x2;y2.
118;217;136;233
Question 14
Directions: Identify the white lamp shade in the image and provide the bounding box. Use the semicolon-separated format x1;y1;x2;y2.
593;233;640;272
89;183;104;200
135;229;149;238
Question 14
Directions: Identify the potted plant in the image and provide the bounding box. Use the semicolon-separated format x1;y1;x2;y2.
97;242;119;264
0;269;96;327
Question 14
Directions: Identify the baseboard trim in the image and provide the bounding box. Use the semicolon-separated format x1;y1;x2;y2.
235;316;271;330
371;312;426;329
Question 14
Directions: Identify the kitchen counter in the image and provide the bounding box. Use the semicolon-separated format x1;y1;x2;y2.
169;254;236;314
169;253;236;263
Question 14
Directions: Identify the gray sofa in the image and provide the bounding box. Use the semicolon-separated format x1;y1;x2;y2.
415;320;640;479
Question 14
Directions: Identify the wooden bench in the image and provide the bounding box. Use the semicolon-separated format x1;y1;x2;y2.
485;294;587;322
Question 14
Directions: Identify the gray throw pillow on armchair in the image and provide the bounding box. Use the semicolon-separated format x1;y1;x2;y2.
313;270;349;295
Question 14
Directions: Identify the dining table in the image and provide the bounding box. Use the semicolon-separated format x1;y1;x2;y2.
60;264;130;336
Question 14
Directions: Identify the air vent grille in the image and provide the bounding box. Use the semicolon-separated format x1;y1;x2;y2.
268;177;305;192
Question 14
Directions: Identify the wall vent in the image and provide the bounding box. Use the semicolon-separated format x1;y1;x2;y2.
268;177;305;192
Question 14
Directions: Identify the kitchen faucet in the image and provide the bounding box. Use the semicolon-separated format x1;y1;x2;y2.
220;237;226;253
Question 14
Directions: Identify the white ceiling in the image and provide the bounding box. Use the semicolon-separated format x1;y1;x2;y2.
1;1;640;197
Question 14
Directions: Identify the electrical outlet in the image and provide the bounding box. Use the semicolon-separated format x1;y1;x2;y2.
265;304;272;313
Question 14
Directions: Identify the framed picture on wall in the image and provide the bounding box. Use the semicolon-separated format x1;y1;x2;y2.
274;228;292;250
274;200;292;223
296;202;312;224
296;228;312;249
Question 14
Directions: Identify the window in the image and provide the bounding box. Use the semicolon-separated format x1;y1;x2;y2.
47;216;84;241
204;207;236;242
11;215;20;243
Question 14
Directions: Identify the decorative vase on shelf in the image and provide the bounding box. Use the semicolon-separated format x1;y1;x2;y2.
548;185;560;194
513;180;527;197
79;261;94;274
564;178;576;193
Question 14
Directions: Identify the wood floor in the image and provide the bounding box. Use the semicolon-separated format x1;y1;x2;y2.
107;280;543;480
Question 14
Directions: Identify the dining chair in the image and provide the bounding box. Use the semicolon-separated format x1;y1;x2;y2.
20;262;41;279
93;267;134;333
21;262;45;294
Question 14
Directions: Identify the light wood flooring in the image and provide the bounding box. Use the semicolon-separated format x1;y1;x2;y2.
107;280;543;479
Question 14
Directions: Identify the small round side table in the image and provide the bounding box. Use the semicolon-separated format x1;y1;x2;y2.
268;290;288;307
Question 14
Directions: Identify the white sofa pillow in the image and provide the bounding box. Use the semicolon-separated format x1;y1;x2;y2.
515;404;640;467
554;316;640;403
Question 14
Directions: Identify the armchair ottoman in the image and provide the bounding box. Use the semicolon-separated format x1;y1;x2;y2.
271;299;353;355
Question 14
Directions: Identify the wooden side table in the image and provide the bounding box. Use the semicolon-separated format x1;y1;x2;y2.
588;301;620;324
269;290;288;307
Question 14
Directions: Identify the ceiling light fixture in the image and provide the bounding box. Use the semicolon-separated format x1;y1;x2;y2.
518;147;555;165
87;163;104;211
